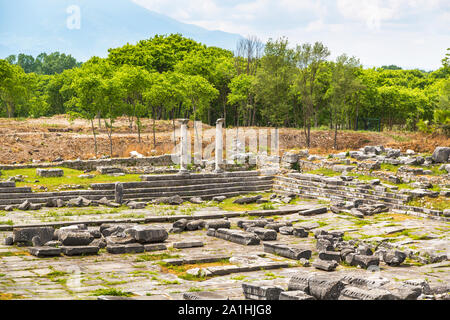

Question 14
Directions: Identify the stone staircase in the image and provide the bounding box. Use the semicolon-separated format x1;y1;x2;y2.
93;171;274;202
273;173;445;218
0;171;273;209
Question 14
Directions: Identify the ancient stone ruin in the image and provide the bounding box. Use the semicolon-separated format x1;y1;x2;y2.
0;122;448;301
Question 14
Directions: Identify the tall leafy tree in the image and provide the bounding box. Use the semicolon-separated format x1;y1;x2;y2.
294;42;330;147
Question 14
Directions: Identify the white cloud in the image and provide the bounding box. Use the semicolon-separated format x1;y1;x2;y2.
131;0;450;70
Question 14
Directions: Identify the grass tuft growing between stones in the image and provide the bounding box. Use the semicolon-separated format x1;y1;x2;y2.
90;288;134;297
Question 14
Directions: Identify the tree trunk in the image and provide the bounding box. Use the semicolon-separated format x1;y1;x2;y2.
172;110;176;148
90;119;98;157
137;116;141;143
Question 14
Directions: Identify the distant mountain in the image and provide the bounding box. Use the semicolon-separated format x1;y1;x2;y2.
0;0;243;61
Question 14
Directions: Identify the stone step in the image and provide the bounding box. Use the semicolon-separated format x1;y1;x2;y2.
0;189;115;200
277;175;410;201
122;180;272;195
0;187;32;194
274;178;406;205
140;171;261;182
0;194;116;206
92;175;272;190
123;186;273;201
0;182;16;188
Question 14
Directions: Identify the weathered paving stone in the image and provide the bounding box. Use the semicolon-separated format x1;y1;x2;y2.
318;251;342;262
31;236;42;247
380;283;422;300
238;219;270;229
209;228;260;245
279;291;315;300
316;239;334;252
4;236;14;245
59;231;94;246
173;219;188;230
186;220;205;231
288;273;316;293
242;283;284;300
293;227;308;238
154;195;184;205
106;235;135;245
183;291;227;300
299;207;328;216
308;275;345;300
13;227;55;245
173;241;204;249
340;248;355;260
246;227;277;241
233;195;262;204
346;254;380;269
127;201;146;209
61;246;99;256
264;222;292;232
29;246;62;258
383;250;407;266
339;286;396;300
205;220;231;230
36;168;64;177
279;226;294;235
106;243;145;254
126;226;168;244
144;243;167;252
356;245;373;256
263;242;311;260
212;196;226;203
44;240;63;247
313;259;338;271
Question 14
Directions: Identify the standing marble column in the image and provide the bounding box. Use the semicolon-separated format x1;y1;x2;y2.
215;118;225;173
178;119;190;175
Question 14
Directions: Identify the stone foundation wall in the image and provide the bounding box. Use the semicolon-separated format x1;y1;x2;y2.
0;155;175;171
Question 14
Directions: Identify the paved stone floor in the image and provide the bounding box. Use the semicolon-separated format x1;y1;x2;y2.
0;198;448;300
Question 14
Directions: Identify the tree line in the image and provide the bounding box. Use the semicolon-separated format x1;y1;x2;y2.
0;34;449;153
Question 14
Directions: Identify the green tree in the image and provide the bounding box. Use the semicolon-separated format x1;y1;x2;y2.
254;37;296;127
294;41;331;147
326;55;365;149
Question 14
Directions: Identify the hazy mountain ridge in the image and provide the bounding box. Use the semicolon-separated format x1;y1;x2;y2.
0;0;243;60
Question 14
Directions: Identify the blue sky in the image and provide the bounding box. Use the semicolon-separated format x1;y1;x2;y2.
132;0;450;70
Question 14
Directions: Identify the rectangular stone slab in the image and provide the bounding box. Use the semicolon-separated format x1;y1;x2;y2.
29;247;62;258
14;227;55;245
279;291;315;300
106;243;144;254
144;244;167;252
299;207;328;216
183;291;227;300
339;286;396;300
263;242;311;260
61;246;99;256
246;227;277;241
209;228;260;245
172;241;204;249
242;283;284;300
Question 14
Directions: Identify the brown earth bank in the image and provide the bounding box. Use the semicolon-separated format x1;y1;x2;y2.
0;115;448;164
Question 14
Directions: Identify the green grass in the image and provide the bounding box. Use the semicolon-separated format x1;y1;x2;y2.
0;220;14;226
218;193;273;212
90;288;133;297
188;287;203;292
2;168;142;192
306;168;341;177
380;163;399;173
407;197;450;211
134;253;180;262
